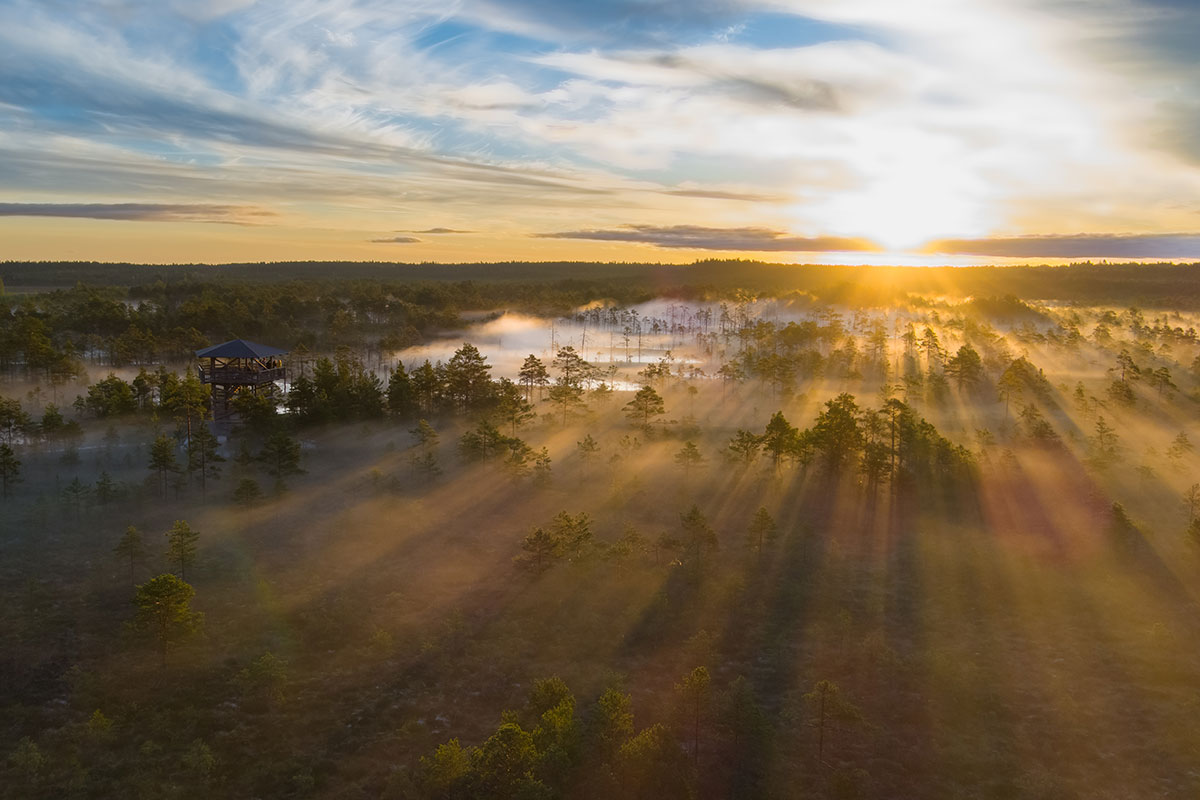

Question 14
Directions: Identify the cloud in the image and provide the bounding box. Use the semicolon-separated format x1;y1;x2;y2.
535;224;878;251
370;235;422;243
0;202;274;224
405;227;474;234
661;188;787;202
924;233;1200;259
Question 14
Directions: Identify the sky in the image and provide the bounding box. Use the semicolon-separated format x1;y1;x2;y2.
1;0;1200;265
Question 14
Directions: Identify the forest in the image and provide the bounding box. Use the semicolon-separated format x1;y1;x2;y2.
3;261;1200;799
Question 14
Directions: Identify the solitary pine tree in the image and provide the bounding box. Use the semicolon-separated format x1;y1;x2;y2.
132;573;202;668
624;385;665;426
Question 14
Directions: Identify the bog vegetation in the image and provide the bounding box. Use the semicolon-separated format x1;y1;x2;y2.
3;261;1200;798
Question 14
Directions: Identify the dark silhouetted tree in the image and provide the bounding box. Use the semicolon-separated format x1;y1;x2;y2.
166;519;199;581
114;525;146;588
0;442;20;497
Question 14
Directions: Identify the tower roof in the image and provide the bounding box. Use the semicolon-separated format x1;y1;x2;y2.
195;339;288;359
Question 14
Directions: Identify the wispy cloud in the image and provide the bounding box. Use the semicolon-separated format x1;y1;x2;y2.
0;202;275;225
4;0;1200;262
661;188;787;202
535;224;878;252
370;235;423;243
925;233;1200;259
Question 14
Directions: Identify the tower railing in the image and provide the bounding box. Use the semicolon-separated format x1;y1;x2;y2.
198;366;286;385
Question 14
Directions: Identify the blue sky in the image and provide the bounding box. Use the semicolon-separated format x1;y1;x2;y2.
1;0;1199;263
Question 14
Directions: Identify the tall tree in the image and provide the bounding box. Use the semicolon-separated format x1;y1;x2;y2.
944;344;984;391
444;343;492;411
258;430;304;491
132;573;202;668
808;393;863;472
553;345;592;388
518;354;550;401
147;433;181;498
576;434;601;483
494;378;534;435
0;397;31;445
548;380;587;425
1089;416;1120;468
188;424;224;496
760;411;800;468
624;385;665;427
675;666;711;768
747;507;777;555
802;680;863;764
166;519;200;581
386;361;417;419
165;371;210;453
726;429;762;466
680;505;717;569
0;442;20;498
674;441;705;481
114;525;147;588
410;360;442;414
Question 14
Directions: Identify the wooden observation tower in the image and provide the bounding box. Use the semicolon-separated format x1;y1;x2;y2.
196;339;288;418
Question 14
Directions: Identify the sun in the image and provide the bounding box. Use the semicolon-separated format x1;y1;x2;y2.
802;157;993;255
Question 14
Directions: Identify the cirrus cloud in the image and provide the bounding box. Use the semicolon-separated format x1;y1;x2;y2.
0;202;275;225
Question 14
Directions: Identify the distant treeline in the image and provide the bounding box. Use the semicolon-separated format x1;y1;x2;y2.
4;259;1200;306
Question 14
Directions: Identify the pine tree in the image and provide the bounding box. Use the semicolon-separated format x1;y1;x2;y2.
148;433;181;498
166;520;200;581
258;430;304;491
548;380;587;425
0;442;21;498
444;343;492;411
518;354;550;400
495;378;534;435
674;441;705;480
747;507;777;554
680;505;717;568
132;573;202;668
624;385;665;426
94;470;117;504
114;525;146;588
188;424;224;496
387;362;417;418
